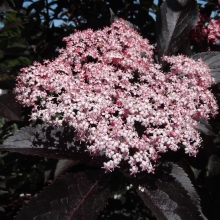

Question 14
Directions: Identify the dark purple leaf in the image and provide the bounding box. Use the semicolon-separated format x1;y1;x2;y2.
44;169;52;183
127;163;207;220
109;8;118;24
0;0;13;12
0;189;8;196
176;0;193;7
109;8;136;29
156;0;198;61
207;155;220;177
169;163;201;210
0;124;105;166
196;120;216;136
191;52;220;83
0;93;22;121
16;171;111;220
54;159;79;180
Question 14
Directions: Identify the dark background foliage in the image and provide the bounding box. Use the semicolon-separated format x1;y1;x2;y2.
0;0;220;219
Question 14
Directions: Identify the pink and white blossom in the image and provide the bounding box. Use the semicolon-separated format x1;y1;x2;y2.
15;19;218;175
189;14;220;44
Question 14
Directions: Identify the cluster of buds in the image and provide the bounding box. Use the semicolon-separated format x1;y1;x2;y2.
15;19;218;175
189;14;220;44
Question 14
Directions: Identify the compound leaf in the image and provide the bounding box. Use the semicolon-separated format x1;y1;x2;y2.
128;162;207;220
16;171;111;220
196;120;216;136
207;155;220;177
156;0;198;62
54;159;79;180
0;93;22;121
191;52;220;83
0;124;105;166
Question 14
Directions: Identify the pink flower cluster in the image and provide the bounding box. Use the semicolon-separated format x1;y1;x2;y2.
207;19;220;44
189;14;220;44
15;19;218;175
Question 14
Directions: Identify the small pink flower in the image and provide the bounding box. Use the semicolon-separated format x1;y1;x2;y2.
208;19;220;44
15;19;218;175
189;13;220;44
